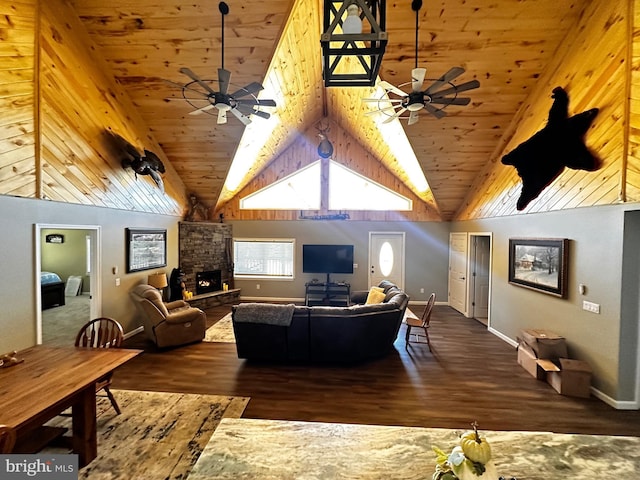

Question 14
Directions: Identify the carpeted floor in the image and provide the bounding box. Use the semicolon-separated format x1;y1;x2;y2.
42;293;91;346
43;389;249;479
203;313;235;343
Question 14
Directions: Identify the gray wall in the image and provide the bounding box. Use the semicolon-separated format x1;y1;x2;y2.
452;204;639;402
0;195;180;353
230;220;451;304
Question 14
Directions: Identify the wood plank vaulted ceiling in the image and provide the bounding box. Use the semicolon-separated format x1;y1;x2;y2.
69;0;590;221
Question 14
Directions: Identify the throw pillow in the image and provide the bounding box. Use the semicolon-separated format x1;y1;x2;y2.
365;286;386;304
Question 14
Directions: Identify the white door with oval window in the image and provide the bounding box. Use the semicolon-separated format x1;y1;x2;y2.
369;232;405;289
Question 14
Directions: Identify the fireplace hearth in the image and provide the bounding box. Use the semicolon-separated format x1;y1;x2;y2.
196;270;222;295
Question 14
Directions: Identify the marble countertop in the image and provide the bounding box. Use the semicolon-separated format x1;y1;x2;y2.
188;418;640;480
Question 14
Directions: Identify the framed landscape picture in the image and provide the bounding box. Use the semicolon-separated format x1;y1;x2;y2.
126;228;167;273
508;238;568;297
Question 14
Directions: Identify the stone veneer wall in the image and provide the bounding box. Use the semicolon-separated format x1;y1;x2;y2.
179;221;233;293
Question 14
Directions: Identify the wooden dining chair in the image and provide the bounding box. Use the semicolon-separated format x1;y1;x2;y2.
75;317;125;414
0;425;16;453
405;292;436;351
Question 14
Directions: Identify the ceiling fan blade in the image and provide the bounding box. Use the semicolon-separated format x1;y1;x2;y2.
424;67;466;94
430;97;472;106
180;67;217;95
236;104;270;119
188;103;216;115
363;98;404;104
365;105;401;116
379;81;408;98
218;68;231;95
408;111;420;125
237;98;277;107
411;68;426;92
250;110;271;120
230;107;252;125
231;82;264;99
383;107;407;124
217;109;227;125
423;103;447;119
430;80;480;99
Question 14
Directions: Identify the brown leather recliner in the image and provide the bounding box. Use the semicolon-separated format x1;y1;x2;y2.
130;284;206;348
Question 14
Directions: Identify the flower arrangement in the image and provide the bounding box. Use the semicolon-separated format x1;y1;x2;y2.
432;422;498;480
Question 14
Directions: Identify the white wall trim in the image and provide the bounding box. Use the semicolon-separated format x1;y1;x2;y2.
124;326;144;340
489;326;518;348
590;387;639;410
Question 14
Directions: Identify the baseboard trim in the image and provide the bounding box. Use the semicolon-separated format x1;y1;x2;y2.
125;326;144;340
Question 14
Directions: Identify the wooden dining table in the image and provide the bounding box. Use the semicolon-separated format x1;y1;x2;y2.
0;345;141;466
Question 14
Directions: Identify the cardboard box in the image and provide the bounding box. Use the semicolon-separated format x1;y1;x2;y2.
517;341;546;380
520;329;568;361
537;358;592;398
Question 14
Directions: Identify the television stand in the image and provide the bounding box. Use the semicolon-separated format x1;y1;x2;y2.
305;281;350;307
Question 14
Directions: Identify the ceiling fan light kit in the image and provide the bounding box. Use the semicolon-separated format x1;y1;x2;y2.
321;0;388;87
363;0;479;124
168;2;276;125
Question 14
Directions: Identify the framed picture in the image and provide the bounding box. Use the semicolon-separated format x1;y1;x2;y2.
508;238;569;297
45;234;64;244
126;228;167;273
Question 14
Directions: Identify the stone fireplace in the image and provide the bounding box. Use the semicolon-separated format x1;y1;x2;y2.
196;270;222;295
178;222;236;307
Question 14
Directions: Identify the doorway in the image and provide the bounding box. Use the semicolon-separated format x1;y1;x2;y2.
448;232;492;326
469;234;492;326
448;232;468;315
368;232;405;289
35;224;102;345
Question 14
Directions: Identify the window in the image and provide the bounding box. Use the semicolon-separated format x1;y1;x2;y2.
238;159;412;211
233;239;295;280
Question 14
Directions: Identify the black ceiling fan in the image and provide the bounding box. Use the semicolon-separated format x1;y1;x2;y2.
364;0;479;124
165;2;276;125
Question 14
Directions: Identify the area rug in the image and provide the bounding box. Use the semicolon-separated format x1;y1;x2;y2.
43;389;249;480
204;313;236;343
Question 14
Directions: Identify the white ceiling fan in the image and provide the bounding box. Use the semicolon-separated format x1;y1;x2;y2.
364;0;479;125
165;2;276;126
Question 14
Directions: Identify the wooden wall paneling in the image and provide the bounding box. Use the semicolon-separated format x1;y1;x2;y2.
455;0;629;220
0;0;36;198
626;0;640;203
38;0;187;215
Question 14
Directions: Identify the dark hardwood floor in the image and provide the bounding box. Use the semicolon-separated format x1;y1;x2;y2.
116;304;640;436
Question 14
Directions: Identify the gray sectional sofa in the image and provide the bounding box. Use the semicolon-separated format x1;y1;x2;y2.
231;280;409;363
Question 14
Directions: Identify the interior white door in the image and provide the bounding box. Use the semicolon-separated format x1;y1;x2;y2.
449;232;468;315
471;235;490;320
369;232;405;289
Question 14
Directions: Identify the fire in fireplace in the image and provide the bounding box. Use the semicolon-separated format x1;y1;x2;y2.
196;270;222;295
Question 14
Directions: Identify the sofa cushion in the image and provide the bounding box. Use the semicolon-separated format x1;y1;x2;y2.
365;287;386;304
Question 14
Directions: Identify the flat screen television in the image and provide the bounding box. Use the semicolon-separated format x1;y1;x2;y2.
303;244;354;282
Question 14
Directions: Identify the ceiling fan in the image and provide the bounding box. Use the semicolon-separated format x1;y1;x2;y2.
165;2;276;126
364;0;479;125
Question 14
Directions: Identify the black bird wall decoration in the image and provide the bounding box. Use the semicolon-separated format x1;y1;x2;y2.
106;131;166;193
122;149;166;193
501;87;600;211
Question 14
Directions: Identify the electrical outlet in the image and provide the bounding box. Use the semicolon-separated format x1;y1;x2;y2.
256;284;260;290
115;278;120;287
582;300;600;314
420;288;425;294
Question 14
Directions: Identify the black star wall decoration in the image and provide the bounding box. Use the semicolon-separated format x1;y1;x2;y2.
501;87;601;211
